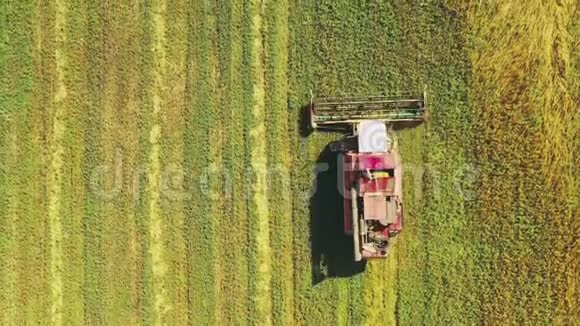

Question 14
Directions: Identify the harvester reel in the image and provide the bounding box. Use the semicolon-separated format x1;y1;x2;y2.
310;92;427;132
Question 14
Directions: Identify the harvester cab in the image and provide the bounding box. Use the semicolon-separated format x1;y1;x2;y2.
310;92;426;261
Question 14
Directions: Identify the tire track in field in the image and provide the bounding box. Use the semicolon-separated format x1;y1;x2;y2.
336;282;348;326
382;241;398;325
363;245;397;325
363;262;385;325
148;0;169;323
48;0;67;323
249;0;272;323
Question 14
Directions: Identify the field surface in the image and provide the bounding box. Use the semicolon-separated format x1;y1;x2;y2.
0;0;577;325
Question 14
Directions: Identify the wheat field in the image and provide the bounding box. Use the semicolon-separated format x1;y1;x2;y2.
0;0;576;324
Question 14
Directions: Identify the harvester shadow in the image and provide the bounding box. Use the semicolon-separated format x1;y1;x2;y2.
299;104;313;137
310;145;366;285
391;120;423;131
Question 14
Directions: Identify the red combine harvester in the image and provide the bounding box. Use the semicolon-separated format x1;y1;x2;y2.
310;93;426;261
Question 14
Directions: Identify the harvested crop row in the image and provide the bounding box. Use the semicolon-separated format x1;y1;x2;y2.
382;243;398;325
85;2;154;323
244;0;273;323
92;1;123;321
362;261;386;325
216;0;251;324
58;0;89;322
0;0;41;324
81;0;104;322
81;1;135;323
206;3;225;324
147;0;169;321
47;0;66;322
110;1;149;323
5;1;577;324
130;0;158;322
263;0;293;324
184;1;219;324
158;0;189;323
214;1;233;322
214;1;237;323
74;1;170;323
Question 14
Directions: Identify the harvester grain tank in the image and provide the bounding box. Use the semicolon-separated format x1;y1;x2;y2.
310;92;427;261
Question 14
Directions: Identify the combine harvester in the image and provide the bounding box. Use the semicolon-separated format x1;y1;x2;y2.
310;92;427;261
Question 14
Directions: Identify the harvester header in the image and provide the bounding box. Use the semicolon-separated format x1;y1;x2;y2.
310;92;427;130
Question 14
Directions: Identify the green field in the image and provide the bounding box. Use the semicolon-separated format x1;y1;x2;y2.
0;0;577;325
